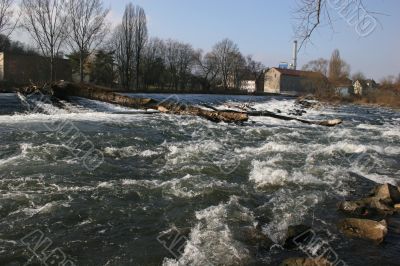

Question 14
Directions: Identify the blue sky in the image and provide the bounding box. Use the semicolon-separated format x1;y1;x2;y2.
102;0;399;80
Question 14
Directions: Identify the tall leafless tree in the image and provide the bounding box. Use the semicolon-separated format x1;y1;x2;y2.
328;49;350;83
164;39;195;91
113;3;147;90
113;3;135;90
0;0;18;37
68;0;110;82
212;39;243;89
133;6;147;89
142;37;166;89
302;58;328;75
195;50;219;91
20;0;68;81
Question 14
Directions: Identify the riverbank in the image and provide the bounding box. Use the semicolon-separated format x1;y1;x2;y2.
314;89;400;110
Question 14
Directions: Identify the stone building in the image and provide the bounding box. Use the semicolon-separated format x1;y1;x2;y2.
0;52;72;84
264;67;327;95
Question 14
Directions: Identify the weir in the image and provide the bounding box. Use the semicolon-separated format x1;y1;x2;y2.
15;81;342;126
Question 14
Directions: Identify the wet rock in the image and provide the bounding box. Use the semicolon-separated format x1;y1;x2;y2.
338;183;400;216
280;257;332;266
338;218;387;244
296;96;322;109
283;224;312;249
370;183;400;204
338;197;394;216
235;226;273;249
289;109;306;116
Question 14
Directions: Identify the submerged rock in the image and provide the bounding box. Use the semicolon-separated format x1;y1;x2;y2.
338;218;387;244
280;257;332;266
235;226;273;250
283;224;312;249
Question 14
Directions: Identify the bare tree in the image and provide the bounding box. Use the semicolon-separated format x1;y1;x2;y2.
328;49;350;83
164;39;195;91
195;50;219;91
230;52;246;89
294;0;326;50
113;3;135;90
0;0;18;36
212;39;243;89
294;0;377;50
20;0;68;81
351;71;366;81
68;0;110;82
113;3;147;90
133;6;147;89
302;58;328;75
246;55;265;80
142;37;166;89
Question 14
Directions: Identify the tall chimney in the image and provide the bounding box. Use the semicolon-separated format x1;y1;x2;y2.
292;40;298;70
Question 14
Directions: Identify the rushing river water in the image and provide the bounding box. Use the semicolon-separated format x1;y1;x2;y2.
0;92;399;266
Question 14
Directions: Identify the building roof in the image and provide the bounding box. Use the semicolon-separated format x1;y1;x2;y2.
271;67;325;78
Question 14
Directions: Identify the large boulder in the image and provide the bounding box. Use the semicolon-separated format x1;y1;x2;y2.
338;218;387;244
338;197;394;216
338;183;400;216
280;257;332;266
370;183;400;204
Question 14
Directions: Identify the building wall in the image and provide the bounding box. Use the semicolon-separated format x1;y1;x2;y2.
353;81;363;95
264;68;326;95
280;75;304;94
264;69;281;93
0;53;72;84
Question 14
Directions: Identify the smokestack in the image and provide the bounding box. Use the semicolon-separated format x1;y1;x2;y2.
292;40;298;70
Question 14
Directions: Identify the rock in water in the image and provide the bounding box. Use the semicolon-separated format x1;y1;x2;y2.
338;197;394;216
338;218;387;244
371;183;400;204
338;183;400;216
280;257;332;266
235;226;273;250
283;224;312;249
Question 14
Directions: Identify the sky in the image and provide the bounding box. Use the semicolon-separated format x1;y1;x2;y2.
14;0;400;80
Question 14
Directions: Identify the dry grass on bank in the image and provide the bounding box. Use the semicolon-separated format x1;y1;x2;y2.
314;87;400;109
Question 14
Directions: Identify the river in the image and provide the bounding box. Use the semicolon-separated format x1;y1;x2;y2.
0;92;399;265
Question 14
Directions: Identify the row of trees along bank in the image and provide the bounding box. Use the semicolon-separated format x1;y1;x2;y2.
0;0;265;92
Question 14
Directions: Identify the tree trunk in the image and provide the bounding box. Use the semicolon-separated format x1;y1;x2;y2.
50;56;54;82
136;55;140;90
79;52;84;83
